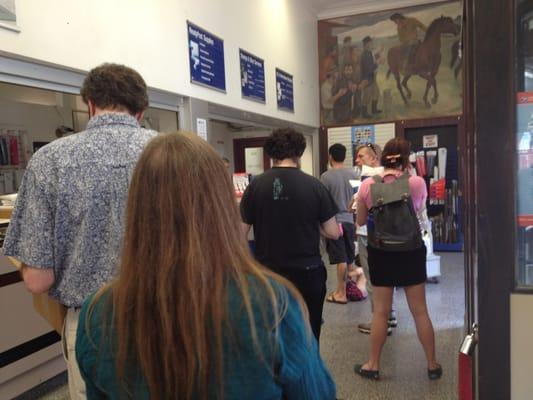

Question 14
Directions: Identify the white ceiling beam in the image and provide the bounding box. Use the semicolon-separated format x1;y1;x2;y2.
316;0;447;20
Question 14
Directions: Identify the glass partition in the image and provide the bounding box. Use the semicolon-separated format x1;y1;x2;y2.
516;0;533;287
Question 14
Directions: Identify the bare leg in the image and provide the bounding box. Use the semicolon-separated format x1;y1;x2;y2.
354;267;368;297
404;283;439;370
348;266;368;297
362;286;394;371
333;262;347;301
357;236;372;306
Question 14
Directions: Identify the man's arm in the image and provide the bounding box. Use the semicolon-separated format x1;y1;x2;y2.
20;263;55;294
320;216;341;240
3;165;57;294
332;87;348;103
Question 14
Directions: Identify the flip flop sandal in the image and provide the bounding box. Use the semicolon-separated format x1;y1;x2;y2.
326;293;348;304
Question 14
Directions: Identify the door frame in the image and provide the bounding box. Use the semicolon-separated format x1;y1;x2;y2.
466;0;515;398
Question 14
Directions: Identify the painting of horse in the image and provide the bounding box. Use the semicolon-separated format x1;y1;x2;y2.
318;1;462;126
387;16;460;108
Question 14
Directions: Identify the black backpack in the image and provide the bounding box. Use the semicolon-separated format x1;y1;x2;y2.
367;172;423;252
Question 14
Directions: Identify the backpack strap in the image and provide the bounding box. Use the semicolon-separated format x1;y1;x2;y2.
372;174;383;183
397;171;411;182
370;171;411;208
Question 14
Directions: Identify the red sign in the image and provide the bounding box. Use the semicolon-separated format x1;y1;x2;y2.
517;92;533;104
518;215;533;227
430;178;446;200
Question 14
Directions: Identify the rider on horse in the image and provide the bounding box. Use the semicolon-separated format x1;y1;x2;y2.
390;13;427;69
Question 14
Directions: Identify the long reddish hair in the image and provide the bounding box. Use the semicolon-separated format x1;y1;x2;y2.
88;132;307;399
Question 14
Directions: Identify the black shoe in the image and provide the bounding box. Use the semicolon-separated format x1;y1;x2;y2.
428;364;442;380
354;363;380;380
388;312;398;328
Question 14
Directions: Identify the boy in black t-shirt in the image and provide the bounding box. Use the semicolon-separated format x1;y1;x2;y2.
240;128;339;341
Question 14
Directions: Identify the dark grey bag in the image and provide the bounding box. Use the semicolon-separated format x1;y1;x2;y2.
367;172;423;252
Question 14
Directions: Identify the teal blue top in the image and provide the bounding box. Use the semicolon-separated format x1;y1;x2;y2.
76;278;336;399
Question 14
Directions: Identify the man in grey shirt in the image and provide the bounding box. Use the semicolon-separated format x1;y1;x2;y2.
320;143;359;303
3;64;157;399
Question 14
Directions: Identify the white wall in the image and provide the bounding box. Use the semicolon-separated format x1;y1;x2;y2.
511;294;533;400
0;84;179;161
0;0;319;127
207;120;315;176
142;108;179;133
0;99;66;145
0;96;65;194
207;120;271;174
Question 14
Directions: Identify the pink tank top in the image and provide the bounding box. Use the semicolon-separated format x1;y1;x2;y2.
358;171;427;213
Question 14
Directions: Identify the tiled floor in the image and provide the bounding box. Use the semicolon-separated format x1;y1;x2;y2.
13;372;68;400
321;251;465;400
16;252;465;400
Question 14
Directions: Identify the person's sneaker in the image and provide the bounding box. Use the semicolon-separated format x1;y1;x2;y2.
358;322;392;336
388;311;398;328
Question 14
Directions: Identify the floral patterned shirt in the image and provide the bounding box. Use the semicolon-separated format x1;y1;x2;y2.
3;113;157;307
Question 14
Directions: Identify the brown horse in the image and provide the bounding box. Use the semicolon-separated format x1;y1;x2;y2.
387;16;459;108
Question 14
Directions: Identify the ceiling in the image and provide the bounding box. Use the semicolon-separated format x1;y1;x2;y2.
306;0;445;20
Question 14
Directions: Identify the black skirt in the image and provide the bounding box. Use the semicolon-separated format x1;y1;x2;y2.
367;245;427;287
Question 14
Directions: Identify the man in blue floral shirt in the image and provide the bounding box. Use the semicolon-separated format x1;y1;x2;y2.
3;63;157;399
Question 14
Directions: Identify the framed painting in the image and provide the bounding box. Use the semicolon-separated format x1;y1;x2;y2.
318;1;462;126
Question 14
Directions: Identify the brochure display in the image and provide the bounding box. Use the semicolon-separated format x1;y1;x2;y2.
187;21;226;92
406;126;463;252
351;125;375;146
240;49;265;103
275;68;294;112
233;173;249;198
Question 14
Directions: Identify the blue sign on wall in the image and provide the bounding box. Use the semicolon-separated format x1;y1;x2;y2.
276;68;294;112
239;49;265;103
187;21;226;92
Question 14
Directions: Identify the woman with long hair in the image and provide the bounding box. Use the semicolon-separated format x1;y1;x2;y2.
353;137;441;381
75;132;336;399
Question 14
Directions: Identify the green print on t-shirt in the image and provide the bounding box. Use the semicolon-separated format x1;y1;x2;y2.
273;178;283;200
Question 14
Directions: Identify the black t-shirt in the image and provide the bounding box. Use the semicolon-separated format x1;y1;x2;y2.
240;167;338;269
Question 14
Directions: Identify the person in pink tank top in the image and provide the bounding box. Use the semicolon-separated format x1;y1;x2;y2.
354;138;442;381
357;167;427;213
